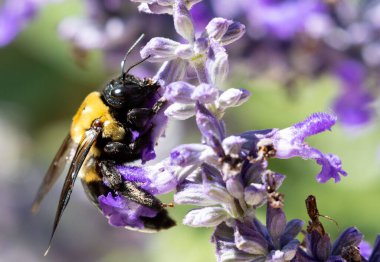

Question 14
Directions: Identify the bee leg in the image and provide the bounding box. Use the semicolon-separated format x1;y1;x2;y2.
98;160;176;230
127;99;167;128
98;160;163;210
127;108;153;128
104;141;133;155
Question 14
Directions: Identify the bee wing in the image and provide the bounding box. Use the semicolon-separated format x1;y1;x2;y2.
31;134;77;214
45;128;101;256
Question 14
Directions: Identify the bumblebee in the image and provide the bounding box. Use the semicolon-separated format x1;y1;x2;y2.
32;36;175;254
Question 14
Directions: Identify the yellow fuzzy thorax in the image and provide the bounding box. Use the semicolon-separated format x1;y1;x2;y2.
70;91;125;144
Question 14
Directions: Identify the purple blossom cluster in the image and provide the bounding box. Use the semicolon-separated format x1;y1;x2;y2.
3;0;380;260
205;0;379;130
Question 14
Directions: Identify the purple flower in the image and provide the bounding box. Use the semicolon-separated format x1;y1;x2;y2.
296;227;364;261
261;112;347;183
0;0;48;46
244;0;326;40
212;204;303;261
98;160;177;230
141;16;245;85
333;60;374;128
164;82;250;119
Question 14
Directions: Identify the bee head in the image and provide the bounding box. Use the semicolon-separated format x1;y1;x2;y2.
103;75;158;109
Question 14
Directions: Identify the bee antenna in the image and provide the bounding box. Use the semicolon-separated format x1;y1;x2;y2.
319;214;340;231
125;55;151;75
121;34;146;79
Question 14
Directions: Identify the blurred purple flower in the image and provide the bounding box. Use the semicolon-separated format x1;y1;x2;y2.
0;0;49;46
259;113;347;183
333;60;374;128
244;0;326;40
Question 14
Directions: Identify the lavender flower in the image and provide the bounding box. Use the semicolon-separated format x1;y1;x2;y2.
212;204;303;261
244;0;326;40
257;112;347;183
0;0;50;46
140;13;245;85
296;227;364;261
333;60;374;128
164;81;250;119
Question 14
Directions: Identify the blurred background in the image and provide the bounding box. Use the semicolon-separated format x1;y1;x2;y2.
1;0;380;261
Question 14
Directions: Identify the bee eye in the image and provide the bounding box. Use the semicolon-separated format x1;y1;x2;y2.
111;88;125;98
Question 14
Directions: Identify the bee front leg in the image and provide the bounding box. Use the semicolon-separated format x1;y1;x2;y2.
98;161;163;210
127;99;167;128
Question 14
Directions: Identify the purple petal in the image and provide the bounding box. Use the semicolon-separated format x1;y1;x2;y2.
154;59;187;85
212;223;258;261
218;88;251;108
165;81;195;103
173;0;194;41
191;83;219;104
333;60;374;127
233;221;268;255
332;227;363;256
316;153;348;183
245;0;325;40
116;161;177;195
292;113;337;142
282;239;300;260
0;0;43;46
98;192;157;228
174;181;217;206
165;103;195;120
225;176;244;199
170;143;210;166
244;183;267;206
266;205;286;248
280;219;304;247
369;235;380;262
309;231;332;261
140;37;180;62
206;17;230;40
219;21;246;46
359;240;372;260
196;102;225;144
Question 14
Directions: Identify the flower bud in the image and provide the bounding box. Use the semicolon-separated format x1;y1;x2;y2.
191;83;218;103
210;46;229;84
165;81;195;103
165;102;195;119
220;22;246;45
141;37;180;62
183;207;227;227
206;17;230;40
173;0;194;41
218;88;250;108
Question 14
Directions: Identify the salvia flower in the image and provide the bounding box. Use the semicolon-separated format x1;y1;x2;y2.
141;14;245;85
258;112;347;183
296;227;365;261
164;81;250;119
212;204;303;261
333;60;374;128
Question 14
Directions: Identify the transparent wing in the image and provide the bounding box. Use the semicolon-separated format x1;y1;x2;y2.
45;128;101;255
31;134;77;213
